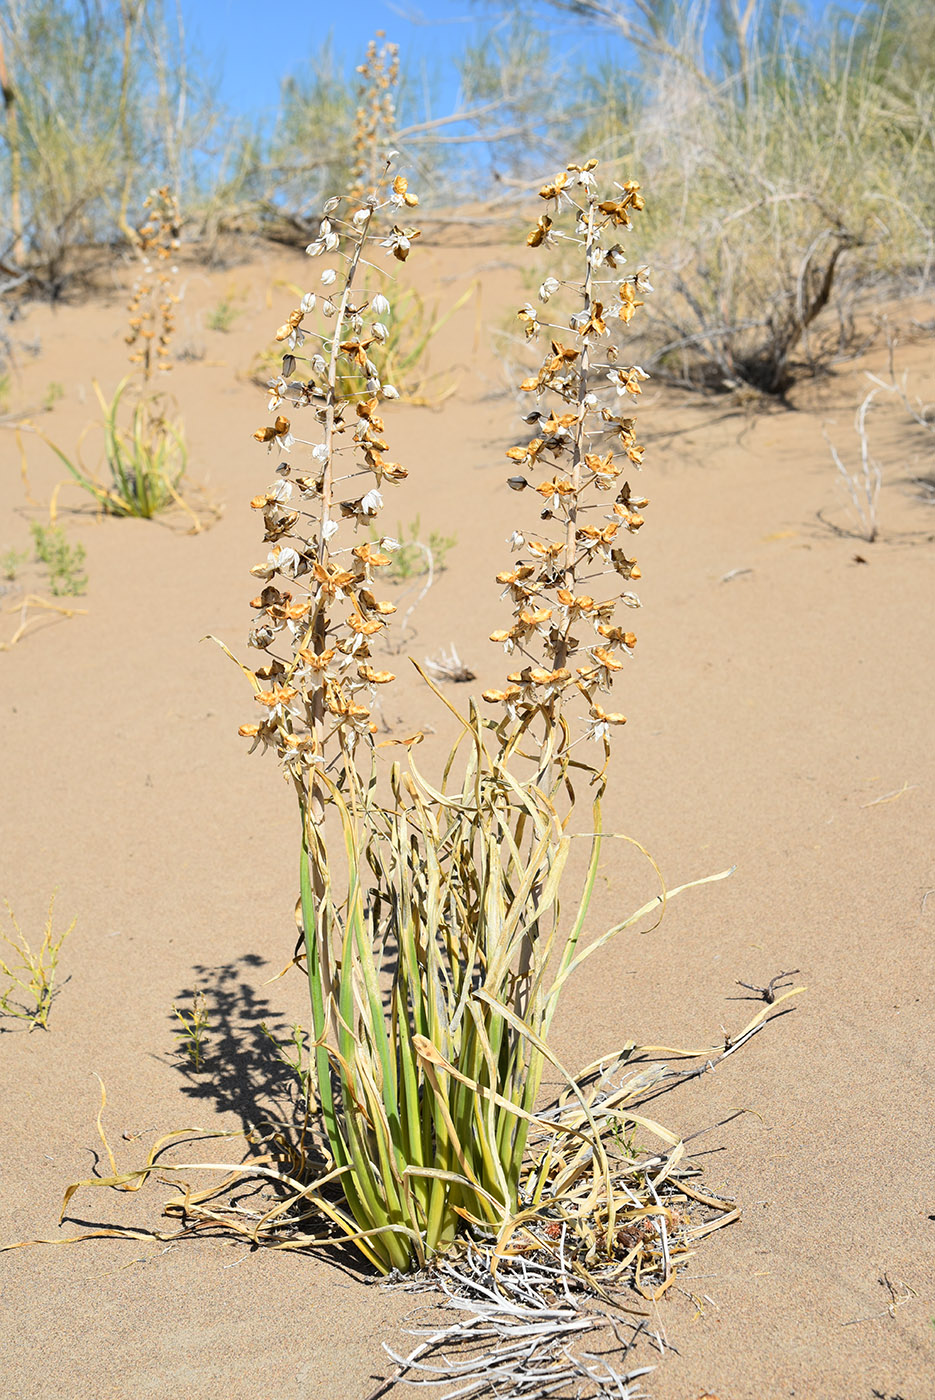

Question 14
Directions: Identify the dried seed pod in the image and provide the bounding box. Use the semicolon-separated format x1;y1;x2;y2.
486;160;652;748
240;157;420;784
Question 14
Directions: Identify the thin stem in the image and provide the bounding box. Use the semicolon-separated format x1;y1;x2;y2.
555;200;595;671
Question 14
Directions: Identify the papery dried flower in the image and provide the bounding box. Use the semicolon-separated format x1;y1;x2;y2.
485;161;652;750
239;155;420;781
125;187;181;381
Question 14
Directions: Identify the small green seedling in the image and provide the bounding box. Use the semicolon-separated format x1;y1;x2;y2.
1;894;76;1030
42;381;65;412
259;1021;312;1103
1;546;29;582
206;296;241;333
172;991;210;1068
375;516;457;579
30;522;87;596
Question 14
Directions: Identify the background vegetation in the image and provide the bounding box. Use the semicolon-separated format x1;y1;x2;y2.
0;1;932;392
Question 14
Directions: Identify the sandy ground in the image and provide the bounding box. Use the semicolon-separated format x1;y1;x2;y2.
1;228;934;1400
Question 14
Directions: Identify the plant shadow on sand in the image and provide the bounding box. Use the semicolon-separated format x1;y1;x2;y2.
169;954;306;1131
160;954;387;1280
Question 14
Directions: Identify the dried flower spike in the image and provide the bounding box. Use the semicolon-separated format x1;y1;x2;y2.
239;156;420;794
349;33;400;208
125;186;180;382
484;162;652;749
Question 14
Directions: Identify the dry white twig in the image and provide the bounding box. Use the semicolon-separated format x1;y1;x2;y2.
824;388;883;542
373;1246;656;1399
422;645;476;682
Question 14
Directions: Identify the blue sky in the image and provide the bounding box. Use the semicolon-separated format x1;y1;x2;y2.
179;0;855;125
180;2;519;121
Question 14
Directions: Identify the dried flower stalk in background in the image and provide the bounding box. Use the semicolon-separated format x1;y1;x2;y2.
125;187;181;381
485;161;653;749
349;33;400;208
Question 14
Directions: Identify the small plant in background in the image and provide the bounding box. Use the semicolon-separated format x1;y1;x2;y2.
125;187;180;381
39;378;189;522
374;514;457;579
0;894;75;1030
338;285;477;404
1;545;29;582
30;522;87;596
41;381;64;413
206;291;242;333
825;388;883;543
348;32;399;207
259;1021;312;1104
25;188;198;527
172;991;210;1069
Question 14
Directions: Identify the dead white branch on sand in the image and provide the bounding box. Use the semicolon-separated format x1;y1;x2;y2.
860;781;917;809
824;388;883;542
372;1245;657;1399
865;366;935;445
422;645;476;682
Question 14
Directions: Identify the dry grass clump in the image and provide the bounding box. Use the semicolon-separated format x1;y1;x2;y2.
825;389;884;544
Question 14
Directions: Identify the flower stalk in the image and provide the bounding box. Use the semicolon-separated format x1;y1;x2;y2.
486;161;652;750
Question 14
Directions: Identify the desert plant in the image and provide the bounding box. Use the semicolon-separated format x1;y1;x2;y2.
26;187;194;524
172;991;210;1069
41;376;188;521
533;1;935;395
339;284;476;404
41;381;63;412
0;893;75;1029
824;388;883;543
256;282;473;405
125;186;180;380
376;515;457;579
867;341;935;462
259;1021;312;1104
220;155;731;1280
0;1;215;293
349;33;399;207
1;544;28;581
30;521;87;595
206;293;241;333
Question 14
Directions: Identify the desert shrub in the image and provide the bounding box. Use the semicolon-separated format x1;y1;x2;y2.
0;1;215;292
527;0;935;394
